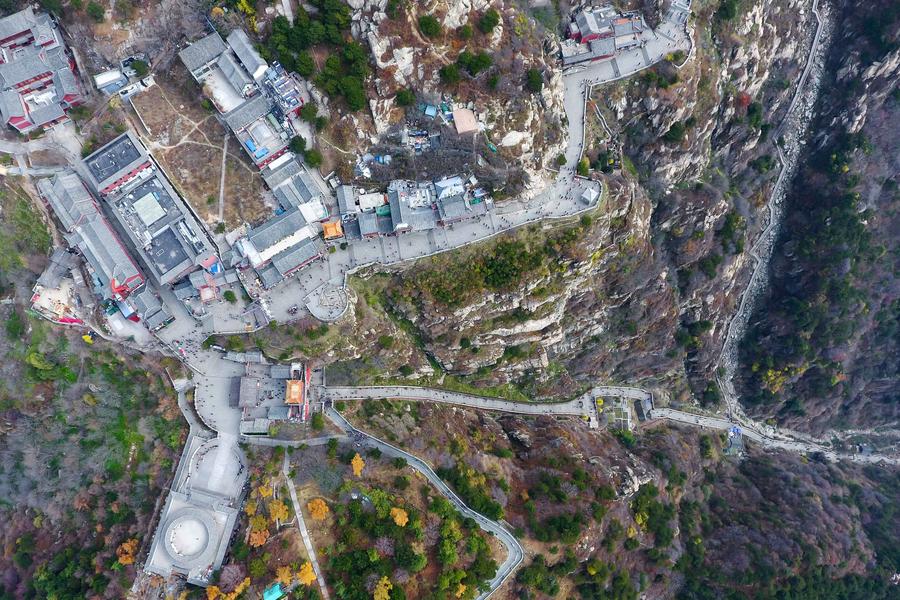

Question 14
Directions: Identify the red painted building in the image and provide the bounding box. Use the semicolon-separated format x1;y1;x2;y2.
0;7;83;134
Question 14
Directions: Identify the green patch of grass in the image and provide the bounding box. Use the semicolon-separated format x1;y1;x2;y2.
0;186;51;273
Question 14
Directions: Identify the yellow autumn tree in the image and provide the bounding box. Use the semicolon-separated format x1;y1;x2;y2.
635;511;648;529
455;583;467;598
236;0;255;17
390;507;408;527
249;529;270;547
298;561;316;586
244;500;257;516
116;538;138;565
373;576;392;600
351;453;365;477
222;578;251;600
206;586;220;600
276;565;293;586
257;483;273;499
249;514;269;532
269;499;290;523
307;498;329;520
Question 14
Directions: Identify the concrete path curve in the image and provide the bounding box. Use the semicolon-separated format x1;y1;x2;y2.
325;407;525;600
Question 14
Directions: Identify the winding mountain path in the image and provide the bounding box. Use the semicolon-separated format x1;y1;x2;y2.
324;407;525;600
311;379;897;598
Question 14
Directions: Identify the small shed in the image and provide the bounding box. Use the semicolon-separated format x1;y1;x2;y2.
93;70;128;95
580;186;600;204
452;108;478;135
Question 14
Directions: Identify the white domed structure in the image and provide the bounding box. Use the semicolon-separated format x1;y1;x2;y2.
162;509;218;568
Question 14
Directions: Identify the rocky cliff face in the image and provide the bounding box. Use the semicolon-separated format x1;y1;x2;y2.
353;0;566;188
378;176;685;398
609;0;822;398
365;0;825;405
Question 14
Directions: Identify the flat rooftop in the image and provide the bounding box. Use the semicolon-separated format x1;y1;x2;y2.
83;132;149;193
148;227;190;275
106;169;216;285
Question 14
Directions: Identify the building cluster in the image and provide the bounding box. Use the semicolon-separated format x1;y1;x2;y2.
236;359;311;435
179;29;337;292
390;102;478;162
226;152;332;291
560;5;647;67
337;174;492;239
37;132;233;330
0;7;83;133
179;29;303;168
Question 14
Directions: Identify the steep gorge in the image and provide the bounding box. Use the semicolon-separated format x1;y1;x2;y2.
736;0;900;431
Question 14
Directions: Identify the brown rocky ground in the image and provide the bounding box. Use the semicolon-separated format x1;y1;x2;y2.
130;67;270;229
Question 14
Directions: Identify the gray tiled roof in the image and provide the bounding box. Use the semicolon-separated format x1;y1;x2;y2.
173;280;198;300
256;264;282;289
388;189;436;232
27;101;64;126
67;216;142;295
0;90;25;121
246;207;307;254
358;210;379;236
436;193;468;222
0;7;38;43
226;29;267;78
336;185;357;215
30;21;57;46
131;287;173;330
575;11;600;35
591;36;616;56
270;236;320;276
217;51;253;94
131;286;162;314
271;168;321;211
562;36;616;66
178;31;227;73
35;248;78;288
262;156;302;189
0;46;61;89
144;307;173;330
224;94;269;131
341;217;361;240
376;214;394;235
38;172;97;232
267;406;290;420
269;364;291;378
0;10;72;132
53;66;79;97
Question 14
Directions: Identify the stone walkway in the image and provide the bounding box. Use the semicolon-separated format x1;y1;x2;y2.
282;452;330;600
